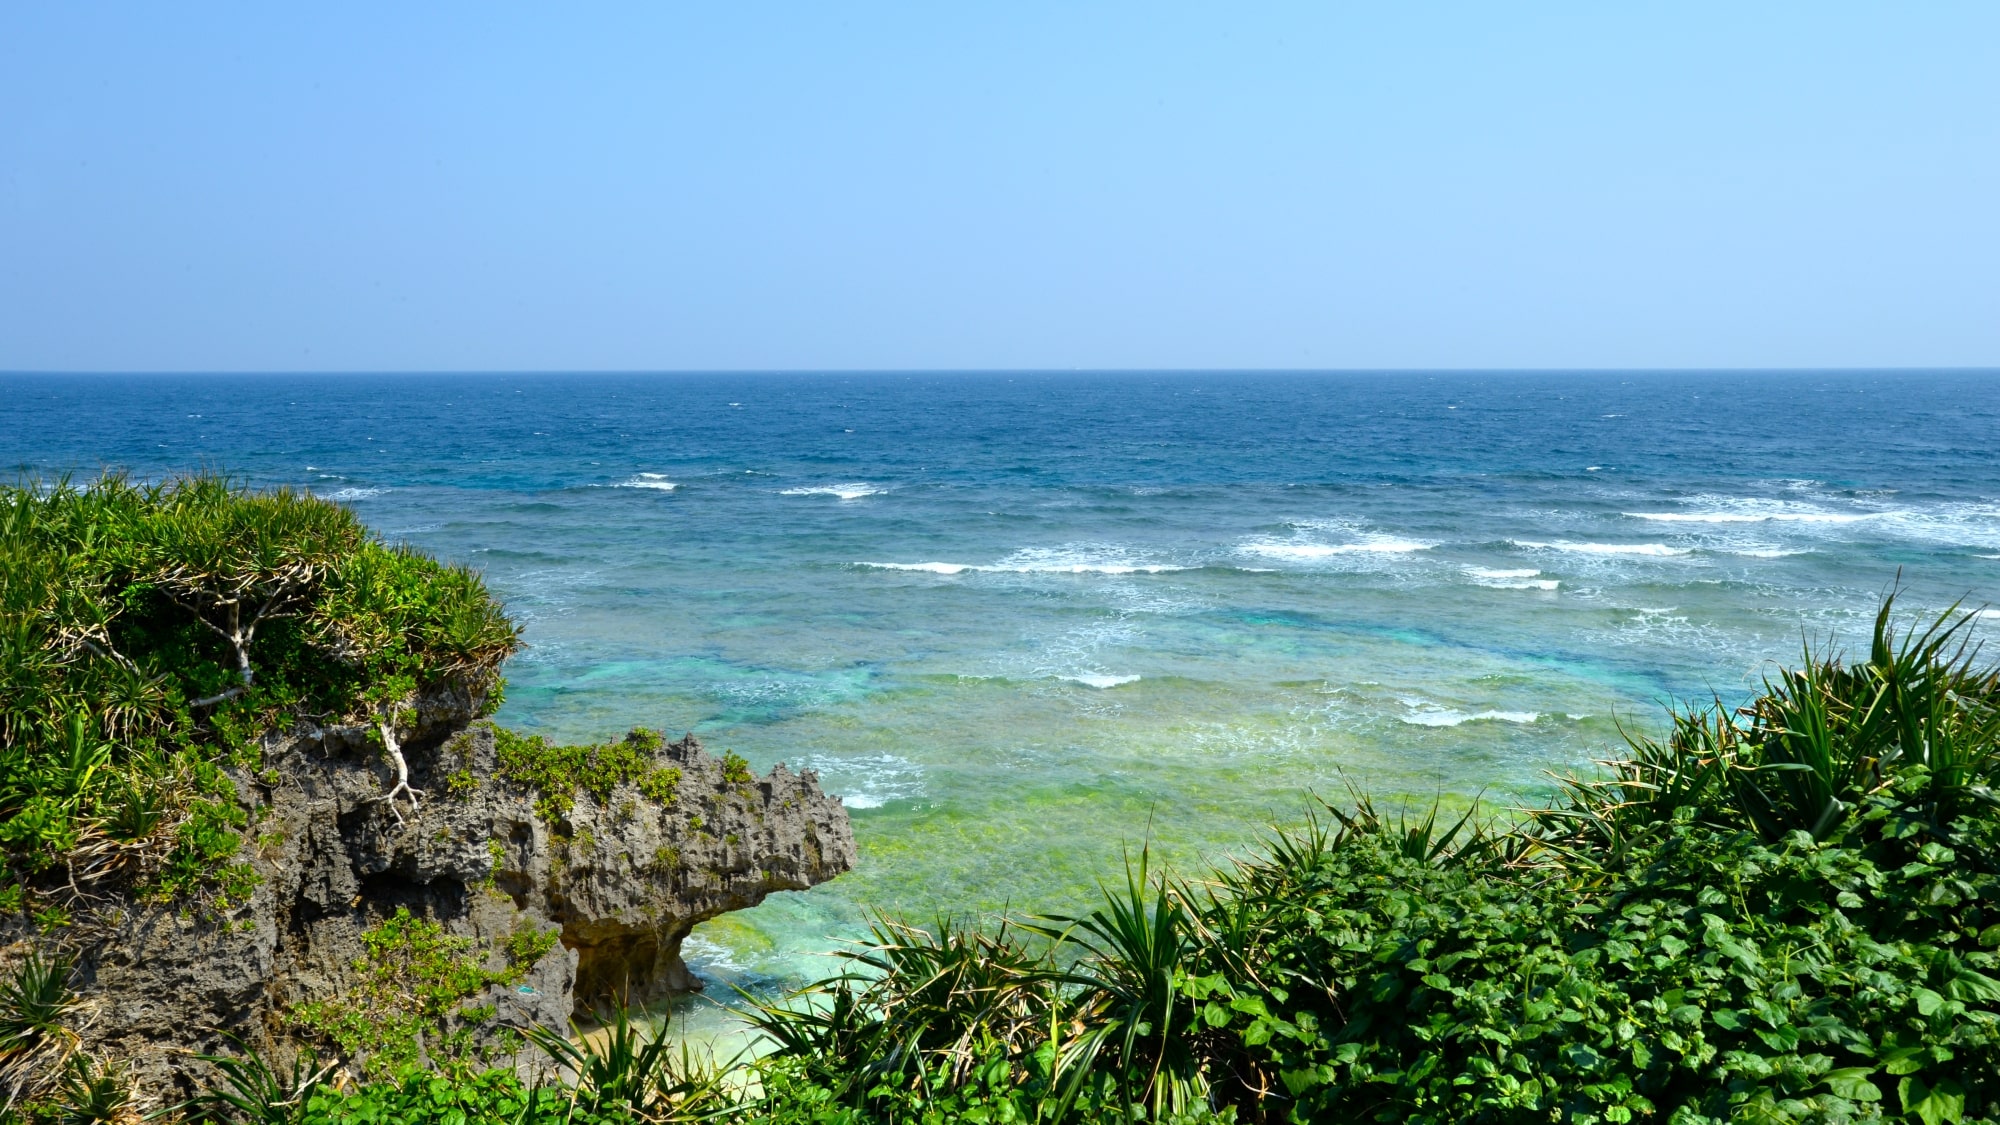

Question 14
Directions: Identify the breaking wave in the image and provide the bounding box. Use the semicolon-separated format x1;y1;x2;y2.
616;473;678;491
1060;673;1142;689
782;483;884;500
1512;540;1691;557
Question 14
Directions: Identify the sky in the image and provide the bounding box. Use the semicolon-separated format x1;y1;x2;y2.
2;3;1997;372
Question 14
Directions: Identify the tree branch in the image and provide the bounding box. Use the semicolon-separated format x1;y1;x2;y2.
68;635;139;675
190;686;248;709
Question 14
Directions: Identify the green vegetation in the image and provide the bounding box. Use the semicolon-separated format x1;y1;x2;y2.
505;917;562;969
0;472;517;912
491;725;683;827
288;906;558;1078
1;954;79;1101
147;593;1994;1125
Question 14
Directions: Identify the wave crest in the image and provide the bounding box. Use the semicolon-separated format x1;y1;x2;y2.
1513;540;1691;557
1399;706;1541;728
616;473;679;491
1239;536;1432;560
1463;565;1558;590
1061;673;1141;689
783;483;884;500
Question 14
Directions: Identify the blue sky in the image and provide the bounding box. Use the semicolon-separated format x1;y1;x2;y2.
2;3;1996;371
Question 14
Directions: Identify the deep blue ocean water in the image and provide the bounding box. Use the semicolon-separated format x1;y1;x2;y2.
7;370;2000;1002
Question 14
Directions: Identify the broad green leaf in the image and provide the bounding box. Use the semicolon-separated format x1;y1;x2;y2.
1822;1068;1882;1101
1882;1046;1928;1075
1900;1076;1966;1125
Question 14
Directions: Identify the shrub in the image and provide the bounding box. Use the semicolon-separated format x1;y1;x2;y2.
0;472;517;911
286;906;554;1078
491;725;683;826
721;752;754;786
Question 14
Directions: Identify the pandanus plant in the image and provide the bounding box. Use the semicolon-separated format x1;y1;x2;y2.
745;911;1069;1110
1535;589;2000;860
0;954;81;1111
1032;847;1210;1122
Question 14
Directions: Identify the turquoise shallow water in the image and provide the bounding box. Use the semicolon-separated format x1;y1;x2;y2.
8;370;2000;1013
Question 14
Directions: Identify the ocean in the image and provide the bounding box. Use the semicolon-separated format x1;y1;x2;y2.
7;369;2000;1011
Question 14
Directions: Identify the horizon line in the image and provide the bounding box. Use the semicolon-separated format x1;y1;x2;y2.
6;366;2000;377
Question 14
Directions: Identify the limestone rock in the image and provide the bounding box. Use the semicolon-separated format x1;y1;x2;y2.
12;692;856;1103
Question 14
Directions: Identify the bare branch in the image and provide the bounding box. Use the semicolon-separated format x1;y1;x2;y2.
366;715;423;824
71;636;140;674
190;686;248;709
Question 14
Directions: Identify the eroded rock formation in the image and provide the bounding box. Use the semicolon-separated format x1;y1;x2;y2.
22;691;855;1101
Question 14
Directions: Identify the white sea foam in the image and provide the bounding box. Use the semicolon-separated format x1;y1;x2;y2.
328;487;386;501
1756;493;2000;551
1461;565;1559;589
616;473;678;491
1239;536;1432;561
863;545;1188;575
1627;510;1870;524
1624;494;1882;526
1512;540;1691;557
782;483;884;500
860;562;971;575
1399;705;1541;728
791;752;925;809
1062;673;1141;689
995;561;1187;574
678;933;750;975
1876;503;2000;550
1724;547;1811;558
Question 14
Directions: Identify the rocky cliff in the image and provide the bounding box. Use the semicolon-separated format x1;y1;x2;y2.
16;688;855;1102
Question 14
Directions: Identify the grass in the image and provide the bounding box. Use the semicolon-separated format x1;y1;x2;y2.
1;954;80;1109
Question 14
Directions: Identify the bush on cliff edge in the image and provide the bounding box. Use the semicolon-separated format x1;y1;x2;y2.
0;472;518;913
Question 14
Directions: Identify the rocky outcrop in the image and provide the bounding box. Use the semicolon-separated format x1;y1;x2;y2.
25;692;855;1103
